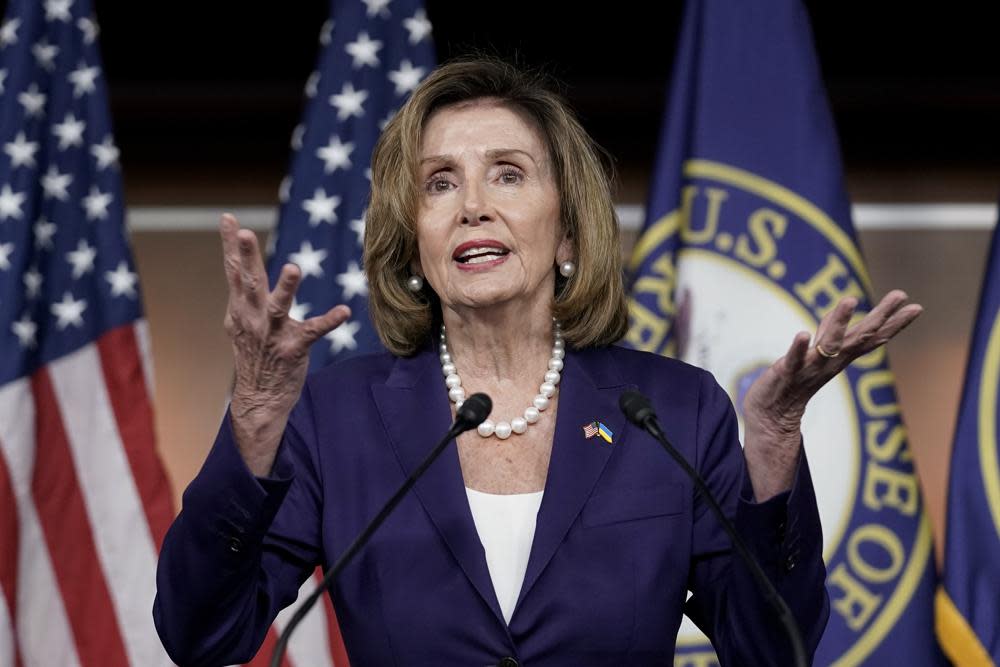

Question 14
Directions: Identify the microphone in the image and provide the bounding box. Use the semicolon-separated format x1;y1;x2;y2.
269;393;492;667
618;390;808;667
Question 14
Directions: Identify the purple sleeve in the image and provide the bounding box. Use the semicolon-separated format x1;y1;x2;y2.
152;384;324;667
684;370;830;665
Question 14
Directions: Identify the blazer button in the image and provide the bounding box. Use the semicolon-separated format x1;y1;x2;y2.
228;536;244;553
498;658;519;667
785;553;797;571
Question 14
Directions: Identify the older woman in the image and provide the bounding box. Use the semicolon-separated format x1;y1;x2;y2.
154;60;921;666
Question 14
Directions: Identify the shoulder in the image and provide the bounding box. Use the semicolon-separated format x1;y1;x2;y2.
303;349;398;394
603;344;715;393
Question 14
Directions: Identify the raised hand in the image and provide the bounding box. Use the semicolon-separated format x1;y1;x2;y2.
741;290;923;500
220;213;351;476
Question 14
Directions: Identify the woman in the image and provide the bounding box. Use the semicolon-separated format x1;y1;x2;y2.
154;59;921;666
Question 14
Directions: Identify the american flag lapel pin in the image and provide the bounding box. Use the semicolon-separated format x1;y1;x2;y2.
583;421;614;444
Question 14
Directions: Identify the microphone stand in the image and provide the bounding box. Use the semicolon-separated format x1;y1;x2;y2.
269;395;491;667
620;391;808;667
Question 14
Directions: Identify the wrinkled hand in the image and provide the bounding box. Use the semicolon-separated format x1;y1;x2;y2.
742;290;923;500
221;213;351;476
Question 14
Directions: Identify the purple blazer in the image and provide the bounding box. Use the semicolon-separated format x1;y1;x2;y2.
154;343;829;666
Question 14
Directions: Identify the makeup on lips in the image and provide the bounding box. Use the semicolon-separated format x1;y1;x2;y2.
452;239;510;271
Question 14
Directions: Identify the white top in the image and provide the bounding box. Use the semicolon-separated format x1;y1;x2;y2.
465;487;544;624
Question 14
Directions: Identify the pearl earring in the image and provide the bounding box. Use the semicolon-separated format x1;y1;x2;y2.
559;261;576;278
406;275;424;292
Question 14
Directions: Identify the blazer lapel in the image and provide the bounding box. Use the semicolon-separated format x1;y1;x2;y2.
370;344;506;625
514;346;633;615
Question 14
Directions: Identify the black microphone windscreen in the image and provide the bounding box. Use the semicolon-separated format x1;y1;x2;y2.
619;390;656;426
457;393;492;428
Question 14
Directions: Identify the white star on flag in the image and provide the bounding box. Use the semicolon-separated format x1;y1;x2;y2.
319;19;334;45
0;18;20;47
11;314;38;348
291;124;306;151
77;16;98;44
82;185;112;220
403;9;433;44
34;218;57;249
23;266;43;298
305;71;320;98
105;261;138;298
362;0;392;18
0;69;6;94
32;38;59;71
316;135;354;173
329;83;368;120
0;241;13;270
278;176;292;203
288;298;310;322
68;62;100;97
44;0;74;22
0;184;25;220
4;131;39;168
18;84;46;117
42;166;73;199
50;292;87;329
346;32;383;68
66;238;97;278
388;60;425;96
326;320;361;354
90;135;119;169
350;216;366;246
302;188;340;225
336;261;368;300
52;112;86;150
288;241;328;279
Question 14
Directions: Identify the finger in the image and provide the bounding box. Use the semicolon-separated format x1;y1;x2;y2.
783;331;812;374
268;263;302;320
814;296;858;356
872;303;923;345
236;228;268;306
843;290;911;354
219;213;243;291
300;305;352;344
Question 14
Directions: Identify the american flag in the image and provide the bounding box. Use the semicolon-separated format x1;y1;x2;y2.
255;1;434;665
268;0;435;370
583;422;600;439
0;1;174;666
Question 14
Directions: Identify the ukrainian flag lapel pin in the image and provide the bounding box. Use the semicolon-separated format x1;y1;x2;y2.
582;421;614;444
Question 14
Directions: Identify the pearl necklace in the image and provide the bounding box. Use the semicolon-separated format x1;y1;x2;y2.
439;321;566;439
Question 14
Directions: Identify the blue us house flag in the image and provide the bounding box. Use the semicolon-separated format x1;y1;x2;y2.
936;215;1000;665
267;0;435;370
625;1;944;664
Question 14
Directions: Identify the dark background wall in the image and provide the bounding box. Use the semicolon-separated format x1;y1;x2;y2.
64;1;1000;203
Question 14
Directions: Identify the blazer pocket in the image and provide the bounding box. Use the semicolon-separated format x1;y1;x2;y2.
582;483;685;527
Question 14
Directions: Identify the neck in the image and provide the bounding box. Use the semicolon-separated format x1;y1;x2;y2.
441;296;556;383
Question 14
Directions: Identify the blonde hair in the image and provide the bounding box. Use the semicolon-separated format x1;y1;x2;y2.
365;58;628;356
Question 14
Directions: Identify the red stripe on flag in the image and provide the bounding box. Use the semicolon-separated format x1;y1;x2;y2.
31;370;130;667
244;627;294;667
320;582;351;667
95;325;174;548
0;445;24;667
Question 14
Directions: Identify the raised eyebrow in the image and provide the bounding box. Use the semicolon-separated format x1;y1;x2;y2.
485;148;536;164
419;155;453;168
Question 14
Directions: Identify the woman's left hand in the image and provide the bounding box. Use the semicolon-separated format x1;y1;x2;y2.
741;290;924;501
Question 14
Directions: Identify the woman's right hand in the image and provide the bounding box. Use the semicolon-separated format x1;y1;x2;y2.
220;213;351;476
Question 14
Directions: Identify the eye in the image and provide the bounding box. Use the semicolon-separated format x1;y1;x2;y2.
496;164;525;185
423;171;455;193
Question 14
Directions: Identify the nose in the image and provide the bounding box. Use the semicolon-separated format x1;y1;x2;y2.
460;180;493;226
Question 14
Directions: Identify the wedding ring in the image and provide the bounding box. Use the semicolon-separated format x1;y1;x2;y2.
815;343;839;358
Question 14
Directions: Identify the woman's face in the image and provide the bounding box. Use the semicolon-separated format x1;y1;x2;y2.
414;100;571;314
